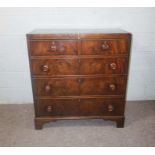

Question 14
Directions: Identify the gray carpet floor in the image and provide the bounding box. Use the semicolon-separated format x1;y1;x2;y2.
0;101;155;147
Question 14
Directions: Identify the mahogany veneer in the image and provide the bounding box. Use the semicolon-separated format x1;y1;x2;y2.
26;29;131;129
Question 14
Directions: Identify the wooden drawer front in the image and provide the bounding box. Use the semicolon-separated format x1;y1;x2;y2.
29;40;78;56
36;98;124;116
81;40;128;55
33;76;126;97
31;57;128;76
79;76;126;96
31;59;79;76
33;78;79;96
79;57;128;75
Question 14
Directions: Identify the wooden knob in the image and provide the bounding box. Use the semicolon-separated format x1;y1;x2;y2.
78;79;81;83
46;106;52;113
102;41;109;50
42;65;49;72
108;104;114;112
109;84;116;90
45;85;51;92
110;63;117;70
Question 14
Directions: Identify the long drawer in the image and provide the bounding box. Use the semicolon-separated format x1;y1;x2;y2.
31;57;128;76
36;98;125;116
33;76;127;96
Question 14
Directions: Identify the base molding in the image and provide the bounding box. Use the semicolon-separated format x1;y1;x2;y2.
35;116;125;129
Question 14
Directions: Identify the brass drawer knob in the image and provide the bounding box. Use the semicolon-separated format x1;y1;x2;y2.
42;65;49;72
45;85;51;92
109;84;116;90
46;106;52;113
110;63;117;70
108;104;114;112
51;45;57;51
50;41;57;51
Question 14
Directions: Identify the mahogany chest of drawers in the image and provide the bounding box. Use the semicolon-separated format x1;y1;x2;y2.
26;29;131;129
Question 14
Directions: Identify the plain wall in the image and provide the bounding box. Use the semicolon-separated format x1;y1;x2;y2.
0;7;155;104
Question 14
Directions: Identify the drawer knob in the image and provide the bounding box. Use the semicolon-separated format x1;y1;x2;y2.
42;65;49;72
45;85;51;92
51;45;57;51
102;41;109;50
50;41;57;52
109;84;116;90
110;63;117;70
78;79;81;83
108;104;114;112
46;106;52;113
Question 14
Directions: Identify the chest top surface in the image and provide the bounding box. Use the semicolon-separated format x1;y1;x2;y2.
27;29;131;40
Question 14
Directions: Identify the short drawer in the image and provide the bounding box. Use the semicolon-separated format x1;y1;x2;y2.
29;40;78;56
81;39;128;55
33;76;127;97
36;98;125;116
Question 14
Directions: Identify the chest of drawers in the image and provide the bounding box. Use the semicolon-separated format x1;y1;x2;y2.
26;29;131;129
